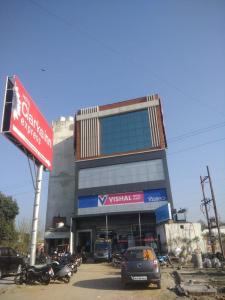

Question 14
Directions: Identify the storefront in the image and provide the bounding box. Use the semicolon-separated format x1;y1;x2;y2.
73;212;158;254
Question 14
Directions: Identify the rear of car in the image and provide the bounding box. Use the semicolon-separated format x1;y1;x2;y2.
0;247;24;278
121;246;161;288
94;241;112;262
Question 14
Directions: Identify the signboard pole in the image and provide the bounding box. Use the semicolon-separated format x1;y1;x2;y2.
30;164;43;266
105;215;108;240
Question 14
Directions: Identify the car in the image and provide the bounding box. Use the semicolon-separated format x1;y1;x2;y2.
121;246;161;288
94;239;112;262
0;247;24;278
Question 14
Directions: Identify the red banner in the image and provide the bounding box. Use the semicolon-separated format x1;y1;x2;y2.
9;76;53;170
98;191;144;206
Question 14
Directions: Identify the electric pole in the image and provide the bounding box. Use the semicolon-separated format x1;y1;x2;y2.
200;166;224;258
200;175;214;253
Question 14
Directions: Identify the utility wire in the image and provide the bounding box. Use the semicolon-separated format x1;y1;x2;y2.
167;136;225;156
27;0;225;118
168;121;225;143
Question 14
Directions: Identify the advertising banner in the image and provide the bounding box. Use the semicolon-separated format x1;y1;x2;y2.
1;76;53;170
98;192;144;206
78;188;168;209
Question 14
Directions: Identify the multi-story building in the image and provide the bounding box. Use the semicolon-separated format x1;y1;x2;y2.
73;94;173;253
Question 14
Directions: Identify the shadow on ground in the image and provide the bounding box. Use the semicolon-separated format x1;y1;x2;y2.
73;277;159;291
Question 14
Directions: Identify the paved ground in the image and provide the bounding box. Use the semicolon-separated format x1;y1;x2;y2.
0;262;179;300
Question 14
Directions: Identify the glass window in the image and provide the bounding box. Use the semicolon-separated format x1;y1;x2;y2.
78;159;165;189
100;110;152;155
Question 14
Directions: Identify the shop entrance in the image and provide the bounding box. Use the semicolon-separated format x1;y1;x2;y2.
76;230;92;253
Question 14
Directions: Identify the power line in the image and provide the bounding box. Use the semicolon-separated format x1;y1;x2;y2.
167;136;225;156
27;0;225;118
168;121;225;143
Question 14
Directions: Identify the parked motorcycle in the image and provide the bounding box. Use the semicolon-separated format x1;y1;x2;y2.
50;261;72;283
14;263;53;285
81;251;87;263
157;255;172;267
112;252;122;267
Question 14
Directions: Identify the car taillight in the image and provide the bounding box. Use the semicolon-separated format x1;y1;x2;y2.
153;260;158;268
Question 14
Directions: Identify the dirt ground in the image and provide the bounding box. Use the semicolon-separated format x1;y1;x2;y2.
0;262;180;300
1;262;225;300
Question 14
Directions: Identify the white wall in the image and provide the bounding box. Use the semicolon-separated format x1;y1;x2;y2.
45;117;75;229
156;222;206;253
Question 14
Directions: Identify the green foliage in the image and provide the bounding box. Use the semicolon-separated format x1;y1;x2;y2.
0;191;19;246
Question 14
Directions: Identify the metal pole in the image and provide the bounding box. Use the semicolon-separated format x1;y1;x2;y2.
106;215;108;240
138;213;142;246
30;164;43;265
207;166;224;257
200;176;214;253
69;217;74;254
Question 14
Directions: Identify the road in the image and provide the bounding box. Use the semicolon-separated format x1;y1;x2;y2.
0;262;179;300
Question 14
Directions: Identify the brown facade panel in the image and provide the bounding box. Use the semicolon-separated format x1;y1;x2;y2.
75;94;167;161
99;96;147;111
156;101;167;149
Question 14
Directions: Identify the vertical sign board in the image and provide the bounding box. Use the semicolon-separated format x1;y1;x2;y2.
155;203;172;224
1;76;53;170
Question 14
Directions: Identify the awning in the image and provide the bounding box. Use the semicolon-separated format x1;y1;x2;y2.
44;231;70;239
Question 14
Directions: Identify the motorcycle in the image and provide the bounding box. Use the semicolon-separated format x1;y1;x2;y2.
157;255;172;267
81;251;87;263
14;263;53;285
50;261;72;283
112;252;122;267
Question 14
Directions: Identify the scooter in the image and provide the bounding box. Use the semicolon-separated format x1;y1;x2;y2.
50;261;72;283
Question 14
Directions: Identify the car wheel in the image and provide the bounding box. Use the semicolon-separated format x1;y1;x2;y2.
0;269;2;279
156;280;161;289
121;276;128;288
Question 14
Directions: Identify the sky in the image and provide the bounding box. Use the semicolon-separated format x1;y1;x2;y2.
0;0;225;228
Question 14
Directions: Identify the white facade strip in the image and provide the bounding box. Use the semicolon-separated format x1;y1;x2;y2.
153;106;160;146
76;100;159;121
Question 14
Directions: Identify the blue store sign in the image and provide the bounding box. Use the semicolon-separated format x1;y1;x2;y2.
144;189;167;203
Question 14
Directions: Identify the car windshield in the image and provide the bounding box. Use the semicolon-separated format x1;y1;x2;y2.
125;249;156;261
95;243;109;250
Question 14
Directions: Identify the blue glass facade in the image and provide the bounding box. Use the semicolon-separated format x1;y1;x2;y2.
101;109;152;155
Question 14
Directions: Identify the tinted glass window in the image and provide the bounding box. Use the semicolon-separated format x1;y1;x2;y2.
125;249;156;261
8;248;16;256
0;248;8;256
101;110;152;155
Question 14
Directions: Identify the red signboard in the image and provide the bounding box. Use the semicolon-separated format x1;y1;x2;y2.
1;76;53;170
98;191;144;206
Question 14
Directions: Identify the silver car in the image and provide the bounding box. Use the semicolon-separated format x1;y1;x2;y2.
121;246;161;288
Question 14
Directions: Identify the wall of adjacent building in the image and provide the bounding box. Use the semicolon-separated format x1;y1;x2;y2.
156;222;206;254
45;116;75;230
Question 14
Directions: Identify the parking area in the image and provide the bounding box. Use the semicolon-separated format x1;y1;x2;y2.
0;262;177;300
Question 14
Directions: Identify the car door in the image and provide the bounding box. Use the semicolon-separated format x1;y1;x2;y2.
8;248;19;273
0;247;10;274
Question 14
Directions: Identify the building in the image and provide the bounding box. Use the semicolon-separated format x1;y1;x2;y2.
45;116;75;253
44;94;175;254
73;94;173;254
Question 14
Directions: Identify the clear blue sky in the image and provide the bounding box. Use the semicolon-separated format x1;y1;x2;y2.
0;0;225;227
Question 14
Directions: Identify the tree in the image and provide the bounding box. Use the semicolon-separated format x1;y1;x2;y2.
16;218;44;255
0;191;19;246
16;218;31;254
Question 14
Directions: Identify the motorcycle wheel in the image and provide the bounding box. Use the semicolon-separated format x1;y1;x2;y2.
63;275;70;284
41;274;50;285
14;274;23;285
